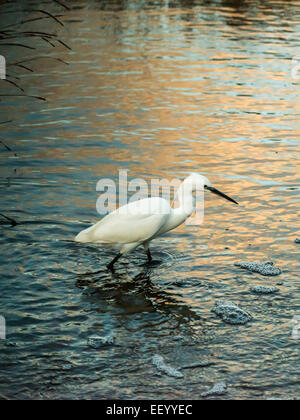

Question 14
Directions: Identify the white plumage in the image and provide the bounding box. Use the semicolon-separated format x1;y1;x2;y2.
75;173;238;269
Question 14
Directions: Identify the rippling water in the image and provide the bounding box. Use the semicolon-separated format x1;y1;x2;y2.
0;0;299;399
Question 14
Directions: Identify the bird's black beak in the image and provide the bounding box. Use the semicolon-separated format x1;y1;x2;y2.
205;186;239;205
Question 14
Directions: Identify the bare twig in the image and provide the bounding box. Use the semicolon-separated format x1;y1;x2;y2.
0;139;12;151
0;94;46;101
0;3;70;103
10;31;57;37
11;63;34;72
32;10;64;27
0;213;18;227
0;136;17;156
9;56;69;66
42;36;56;47
0;42;35;49
5;73;21;80
2;79;25;92
52;0;70;11
56;39;72;50
0;15;64;31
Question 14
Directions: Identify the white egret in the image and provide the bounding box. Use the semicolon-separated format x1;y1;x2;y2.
75;173;238;270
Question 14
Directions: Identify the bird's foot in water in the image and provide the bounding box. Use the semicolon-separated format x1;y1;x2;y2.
146;249;152;262
107;262;115;271
143;249;161;266
142;259;162;268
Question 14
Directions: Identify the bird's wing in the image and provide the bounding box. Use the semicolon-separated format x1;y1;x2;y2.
75;197;171;244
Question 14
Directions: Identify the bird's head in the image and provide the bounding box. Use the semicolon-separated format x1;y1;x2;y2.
186;173;239;205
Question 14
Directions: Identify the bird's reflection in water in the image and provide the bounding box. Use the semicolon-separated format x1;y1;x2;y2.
75;262;201;333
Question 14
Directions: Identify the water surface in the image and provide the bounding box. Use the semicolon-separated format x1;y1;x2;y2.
0;0;299;399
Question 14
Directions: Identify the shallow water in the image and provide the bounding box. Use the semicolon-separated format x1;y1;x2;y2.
0;0;300;399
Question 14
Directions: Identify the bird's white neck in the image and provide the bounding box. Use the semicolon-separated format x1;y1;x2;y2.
175;180;195;217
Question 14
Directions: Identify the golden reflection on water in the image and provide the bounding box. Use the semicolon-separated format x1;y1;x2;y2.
0;0;300;399
1;1;298;266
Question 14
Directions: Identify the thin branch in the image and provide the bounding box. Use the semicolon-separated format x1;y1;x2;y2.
0;15;64;31
5;74;21;80
0;213;18;227
12;31;57;38
0;33;57;41
2;79;25;92
0;3;69;106
52;0;70;11
12;63;34;72
33;10;64;27
10;56;69;66
56;39;72;50
0;94;46;101
0;136;17;156
3;34;72;51
0;139;12;151
42;37;56;47
0;42;35;50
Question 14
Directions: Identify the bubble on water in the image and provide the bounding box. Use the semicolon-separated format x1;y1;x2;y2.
87;333;116;349
152;354;183;378
250;285;279;294
235;261;281;276
212;301;252;325
201;382;227;397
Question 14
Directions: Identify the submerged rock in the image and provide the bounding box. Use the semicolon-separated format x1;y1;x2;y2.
295;238;300;244
201;382;227;397
250;285;279;294
87;334;116;349
212;300;252;325
235;261;281;276
152;354;183;378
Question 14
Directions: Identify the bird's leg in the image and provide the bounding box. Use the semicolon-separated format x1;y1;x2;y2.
143;243;152;263
107;253;122;270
